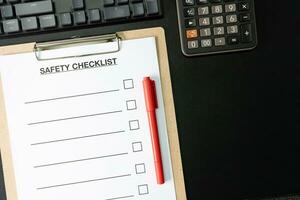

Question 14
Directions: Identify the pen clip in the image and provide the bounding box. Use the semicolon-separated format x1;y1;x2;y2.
151;80;158;109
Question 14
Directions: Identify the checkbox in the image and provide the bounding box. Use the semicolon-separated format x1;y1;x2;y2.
138;184;149;195
135;163;146;174
129;120;140;130
123;79;134;90
132;142;143;152
126;100;137;110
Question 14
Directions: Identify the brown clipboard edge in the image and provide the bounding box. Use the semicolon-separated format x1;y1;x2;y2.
0;27;187;200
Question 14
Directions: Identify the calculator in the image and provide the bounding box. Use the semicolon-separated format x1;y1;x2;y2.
176;0;257;56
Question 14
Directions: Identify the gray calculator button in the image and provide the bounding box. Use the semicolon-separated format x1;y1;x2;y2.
225;4;236;12
214;37;226;46
213;27;224;35
200;28;211;37
188;40;199;49
201;39;212;47
226;14;237;23
212;16;223;24
198;6;209;15
199;17;210;26
227;25;238;34
211;5;222;14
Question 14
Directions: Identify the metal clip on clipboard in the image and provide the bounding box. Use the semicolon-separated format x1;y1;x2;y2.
34;33;121;61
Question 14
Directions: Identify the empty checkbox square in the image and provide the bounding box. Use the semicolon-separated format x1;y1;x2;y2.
123;79;134;90
129;120;140;130
135;163;146;174
126;100;137;110
138;184;149;195
132;142;143;152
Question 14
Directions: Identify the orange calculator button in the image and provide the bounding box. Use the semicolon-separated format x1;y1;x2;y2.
186;29;198;39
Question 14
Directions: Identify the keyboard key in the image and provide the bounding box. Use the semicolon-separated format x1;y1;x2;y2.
187;40;199;49
227;25;238;34
226;14;237;23
198;6;209;15
225;3;236;12
200;28;211;37
132;3;145;17
88;9;101;22
212;16;223;24
240;24;252;43
21;17;38;31
60;12;72;26
7;0;19;3
103;5;130;20
145;0;159;15
186;29;198;39
103;0;115;6
1;5;14;18
199;17;210;26
211;5;222;14
117;0;129;4
72;0;84;10
2;19;20;33
73;10;86;24
214;37;225;46
200;39;212;47
15;0;53;17
39;14;56;28
213;26;224;35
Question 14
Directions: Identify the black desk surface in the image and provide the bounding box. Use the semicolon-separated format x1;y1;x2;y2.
1;1;300;199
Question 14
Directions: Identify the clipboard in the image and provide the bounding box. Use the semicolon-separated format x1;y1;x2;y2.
0;27;186;200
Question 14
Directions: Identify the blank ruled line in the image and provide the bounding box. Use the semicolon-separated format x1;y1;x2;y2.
34;152;128;168
105;195;135;200
31;130;125;146
37;174;131;190
25;89;120;104
27;110;122;125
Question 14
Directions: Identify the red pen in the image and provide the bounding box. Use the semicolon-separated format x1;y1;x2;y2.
143;77;165;185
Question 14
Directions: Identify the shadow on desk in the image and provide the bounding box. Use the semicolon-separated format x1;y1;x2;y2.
0;153;7;199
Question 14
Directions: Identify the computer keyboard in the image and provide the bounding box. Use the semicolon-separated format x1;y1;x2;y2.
176;0;257;56
0;0;161;38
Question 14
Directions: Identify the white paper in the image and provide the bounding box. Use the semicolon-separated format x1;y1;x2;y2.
0;37;176;200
